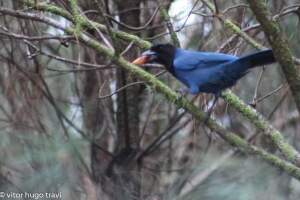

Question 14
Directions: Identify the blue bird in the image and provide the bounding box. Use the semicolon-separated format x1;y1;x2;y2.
132;44;276;119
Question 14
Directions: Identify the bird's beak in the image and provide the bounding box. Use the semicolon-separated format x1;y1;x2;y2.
132;55;150;65
132;50;157;65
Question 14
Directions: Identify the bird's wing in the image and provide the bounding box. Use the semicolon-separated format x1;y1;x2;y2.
173;51;237;71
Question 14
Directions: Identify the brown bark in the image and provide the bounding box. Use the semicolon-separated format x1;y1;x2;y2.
115;0;142;151
108;1;143;199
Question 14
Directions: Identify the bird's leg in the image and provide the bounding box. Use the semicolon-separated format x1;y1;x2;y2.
176;87;189;100
203;94;219;124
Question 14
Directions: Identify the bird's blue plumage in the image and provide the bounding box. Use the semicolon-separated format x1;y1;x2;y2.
171;48;275;95
133;44;276;121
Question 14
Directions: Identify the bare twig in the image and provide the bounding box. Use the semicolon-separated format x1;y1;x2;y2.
105;6;160;31
250;67;265;107
24;40;114;69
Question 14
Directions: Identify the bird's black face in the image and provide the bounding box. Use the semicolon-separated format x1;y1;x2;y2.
132;43;176;71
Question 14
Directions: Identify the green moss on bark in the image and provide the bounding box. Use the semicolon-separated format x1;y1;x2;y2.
247;0;300;113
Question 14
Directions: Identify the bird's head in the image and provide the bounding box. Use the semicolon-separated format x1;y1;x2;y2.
132;43;176;71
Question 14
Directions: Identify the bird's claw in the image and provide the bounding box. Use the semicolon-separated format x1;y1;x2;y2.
175;88;188;101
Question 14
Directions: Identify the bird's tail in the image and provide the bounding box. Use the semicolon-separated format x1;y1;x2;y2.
237;49;275;68
224;49;276;82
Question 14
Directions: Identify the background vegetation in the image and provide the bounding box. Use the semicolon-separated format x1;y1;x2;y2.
0;0;300;199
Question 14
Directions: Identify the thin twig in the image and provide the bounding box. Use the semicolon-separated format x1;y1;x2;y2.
105;6;160;31
251;67;265;107
0;30;74;41
24;40;114;69
177;0;201;32
98;81;145;100
98;70;166;99
256;84;286;104
223;4;249;14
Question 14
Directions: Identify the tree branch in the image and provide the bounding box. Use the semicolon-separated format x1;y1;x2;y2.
4;3;300;177
158;5;181;47
76;29;300;181
246;0;300;114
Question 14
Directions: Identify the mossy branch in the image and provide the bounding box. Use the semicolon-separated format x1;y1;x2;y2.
246;0;300;114
202;0;300;65
201;0;300;165
202;0;263;49
159;6;181;48
222;90;300;164
203;0;300;113
19;1;300;168
75;27;300;181
24;1;151;49
68;0;82;35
